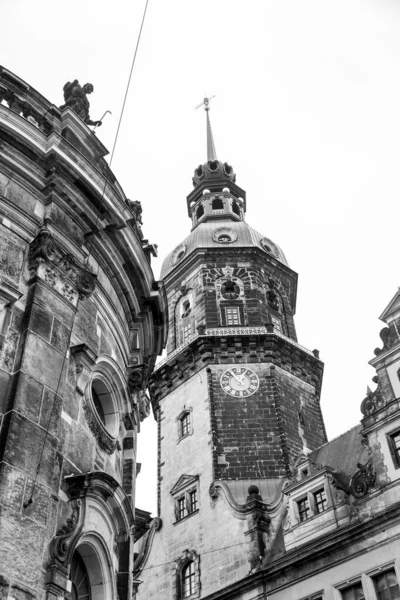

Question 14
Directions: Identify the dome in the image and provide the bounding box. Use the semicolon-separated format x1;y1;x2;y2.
192;160;236;188
160;219;289;279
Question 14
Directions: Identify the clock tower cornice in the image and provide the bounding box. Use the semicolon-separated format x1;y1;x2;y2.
149;332;323;410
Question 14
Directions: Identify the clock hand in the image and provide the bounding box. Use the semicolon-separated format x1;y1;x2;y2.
228;370;243;385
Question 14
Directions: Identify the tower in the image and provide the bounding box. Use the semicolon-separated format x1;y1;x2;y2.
0;67;166;600
135;100;327;598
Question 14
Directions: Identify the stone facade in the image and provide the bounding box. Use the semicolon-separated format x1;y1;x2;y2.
0;67;166;600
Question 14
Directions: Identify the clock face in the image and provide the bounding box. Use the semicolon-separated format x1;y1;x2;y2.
220;367;259;398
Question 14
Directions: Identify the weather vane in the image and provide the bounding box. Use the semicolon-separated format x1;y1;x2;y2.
195;95;216;112
195;95;217;161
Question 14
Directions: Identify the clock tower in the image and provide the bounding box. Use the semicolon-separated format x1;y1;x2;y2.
135;101;327;599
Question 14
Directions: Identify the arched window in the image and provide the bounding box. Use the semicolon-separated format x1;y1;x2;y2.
180;412;190;437
181;300;191;319
70;551;91;600
196;205;204;219
212;197;224;211
182;562;195;598
232;201;240;216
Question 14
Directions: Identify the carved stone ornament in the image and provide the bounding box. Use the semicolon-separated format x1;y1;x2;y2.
360;383;386;417
70;344;98;395
132;517;162;578
222;265;234;278
137;390;151;421
350;459;376;498
127;364;148;392
82;396;117;454
52;499;83;565
374;324;400;356
28;225;96;305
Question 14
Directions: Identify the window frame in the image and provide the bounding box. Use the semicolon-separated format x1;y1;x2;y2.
174;486;199;523
173;550;201;600
225;306;241;325
339;580;365;600
314;488;328;514
176;407;193;443
182;561;196;598
297;496;310;522
371;566;400;600
387;428;400;469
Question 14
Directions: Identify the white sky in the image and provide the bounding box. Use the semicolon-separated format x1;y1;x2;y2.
2;0;400;515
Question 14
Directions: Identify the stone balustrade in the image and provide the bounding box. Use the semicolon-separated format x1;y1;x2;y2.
0;66;60;134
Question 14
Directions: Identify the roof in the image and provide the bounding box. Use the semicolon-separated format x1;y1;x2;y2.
160;219;289;279
309;424;368;477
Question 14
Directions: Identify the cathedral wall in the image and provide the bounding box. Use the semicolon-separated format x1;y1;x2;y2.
0;84;166;600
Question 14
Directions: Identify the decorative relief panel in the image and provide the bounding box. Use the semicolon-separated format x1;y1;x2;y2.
28;224;96;306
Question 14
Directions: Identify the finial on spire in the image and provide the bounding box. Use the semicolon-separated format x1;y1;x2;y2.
195;95;217;162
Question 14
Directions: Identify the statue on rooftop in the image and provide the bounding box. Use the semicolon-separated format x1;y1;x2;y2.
60;80;102;127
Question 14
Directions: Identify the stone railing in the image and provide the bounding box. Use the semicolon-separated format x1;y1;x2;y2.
0;66;60;135
153;326;317;372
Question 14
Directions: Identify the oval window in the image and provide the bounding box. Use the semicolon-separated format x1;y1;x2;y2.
91;379;118;437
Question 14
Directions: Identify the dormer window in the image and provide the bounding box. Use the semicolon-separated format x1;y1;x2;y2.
314;488;327;513
297;497;310;522
301;468;309;478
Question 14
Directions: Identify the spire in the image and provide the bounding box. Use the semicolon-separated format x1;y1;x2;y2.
196;96;217;161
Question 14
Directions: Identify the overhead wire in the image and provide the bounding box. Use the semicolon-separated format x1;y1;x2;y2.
23;0;151;508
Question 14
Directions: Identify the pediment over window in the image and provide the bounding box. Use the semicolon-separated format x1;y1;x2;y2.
170;474;199;495
380;289;400;323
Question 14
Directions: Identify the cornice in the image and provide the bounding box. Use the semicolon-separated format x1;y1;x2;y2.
150;332;323;408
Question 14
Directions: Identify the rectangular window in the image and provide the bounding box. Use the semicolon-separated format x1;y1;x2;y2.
388;430;400;468
314;488;327;514
297;497;310;522
373;569;400;600
181;413;190;437
183;323;192;342
340;582;365;600
189;490;197;513
177;496;186;520
226;307;240;325
270;314;282;333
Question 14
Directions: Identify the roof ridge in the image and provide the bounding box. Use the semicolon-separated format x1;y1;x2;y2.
310;423;362;455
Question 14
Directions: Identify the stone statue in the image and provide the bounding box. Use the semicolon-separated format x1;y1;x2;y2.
60;80;102;127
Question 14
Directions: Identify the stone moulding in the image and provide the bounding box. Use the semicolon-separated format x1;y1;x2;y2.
28;225;96;306
82;396;117;454
132;517;162;578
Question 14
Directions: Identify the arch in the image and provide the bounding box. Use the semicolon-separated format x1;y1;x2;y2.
71;536;114;600
264;278;291;336
211;197;224;211
215;273;247;327
172;550;200;600
196;204;204;220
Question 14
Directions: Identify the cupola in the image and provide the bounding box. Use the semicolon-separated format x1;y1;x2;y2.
187;97;246;228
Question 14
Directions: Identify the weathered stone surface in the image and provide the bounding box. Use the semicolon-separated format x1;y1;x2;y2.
17;333;65;391
5;370;44;422
0;225;25;284
1;412;60;490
